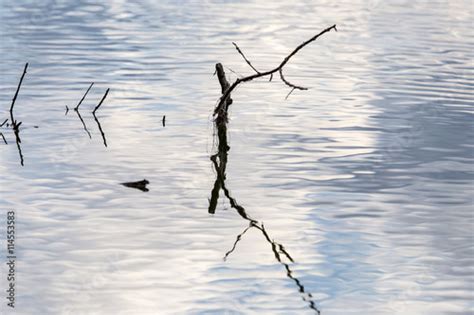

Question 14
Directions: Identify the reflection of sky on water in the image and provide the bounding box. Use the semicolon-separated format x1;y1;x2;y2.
0;0;472;314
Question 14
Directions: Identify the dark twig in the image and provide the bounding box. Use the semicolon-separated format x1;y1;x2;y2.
65;105;69;115
214;25;337;120
232;42;260;74
10;63;28;126
279;68;308;91
9;63;28;166
0;119;8;127
74;82;94;111
91;89;109;147
162;115;166;127
92;88;109;115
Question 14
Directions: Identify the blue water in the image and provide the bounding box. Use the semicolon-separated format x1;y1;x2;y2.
0;1;473;314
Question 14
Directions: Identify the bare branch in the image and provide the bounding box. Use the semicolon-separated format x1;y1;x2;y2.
232;42;260;74
0;119;8;128
214;24;337;119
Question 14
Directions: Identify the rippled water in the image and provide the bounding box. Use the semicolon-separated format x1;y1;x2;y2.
0;1;473;314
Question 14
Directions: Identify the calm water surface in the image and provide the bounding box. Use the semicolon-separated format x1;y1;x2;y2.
0;1;473;314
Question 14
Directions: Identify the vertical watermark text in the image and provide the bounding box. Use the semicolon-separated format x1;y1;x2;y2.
5;211;16;308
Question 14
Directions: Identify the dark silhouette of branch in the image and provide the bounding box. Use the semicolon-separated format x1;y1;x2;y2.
279;68;308;91
74;82;94;111
8;63;28;166
9;63;28;126
209;86;320;312
0;119;8;127
215;63;233;113
92;88;109;115
162;115;166;127
214;25;337;120
232;42;260;74
209;41;328;312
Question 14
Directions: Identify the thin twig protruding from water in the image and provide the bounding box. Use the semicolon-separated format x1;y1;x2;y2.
92;88;109;115
74;82;94;111
10;62;28;125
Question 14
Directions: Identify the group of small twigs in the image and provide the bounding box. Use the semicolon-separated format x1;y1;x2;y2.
1;63;111;166
211;25;337;314
66;82;110;147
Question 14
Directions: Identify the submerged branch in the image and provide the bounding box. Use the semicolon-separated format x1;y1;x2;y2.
76;110;92;139
93;112;107;147
209;95;320;313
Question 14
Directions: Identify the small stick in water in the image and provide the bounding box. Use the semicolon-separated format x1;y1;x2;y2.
74;82;94;111
92;88;109;115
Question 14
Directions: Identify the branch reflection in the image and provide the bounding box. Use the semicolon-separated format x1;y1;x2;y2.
208;121;320;314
